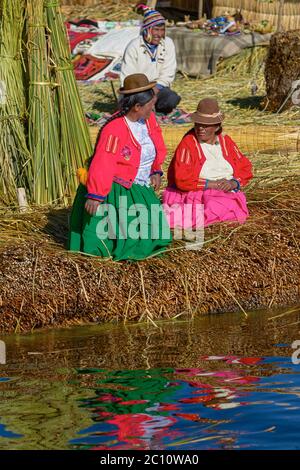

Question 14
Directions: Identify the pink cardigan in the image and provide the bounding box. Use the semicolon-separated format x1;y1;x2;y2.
86;112;166;201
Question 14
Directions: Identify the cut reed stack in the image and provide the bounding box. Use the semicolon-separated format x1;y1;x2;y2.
216;46;268;77
0;0;32;204
45;1;92;203
263;30;300;112
27;0;61;205
0;0;92;206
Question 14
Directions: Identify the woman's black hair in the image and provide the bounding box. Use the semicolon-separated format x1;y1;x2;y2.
89;88;155;166
118;88;155;114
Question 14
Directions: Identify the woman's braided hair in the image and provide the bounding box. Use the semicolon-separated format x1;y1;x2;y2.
88;89;155;167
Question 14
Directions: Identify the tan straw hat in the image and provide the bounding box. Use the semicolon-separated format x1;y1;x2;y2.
118;73;156;95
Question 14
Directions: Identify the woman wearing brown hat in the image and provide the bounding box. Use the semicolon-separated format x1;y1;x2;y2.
163;98;253;229
69;73;171;260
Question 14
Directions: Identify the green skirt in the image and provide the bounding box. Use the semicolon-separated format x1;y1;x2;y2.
68;182;172;261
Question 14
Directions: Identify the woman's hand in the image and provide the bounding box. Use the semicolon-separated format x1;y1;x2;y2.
216;179;235;192
206;180;220;190
207;179;238;192
150;173;162;191
217;179;238;192
85;199;100;215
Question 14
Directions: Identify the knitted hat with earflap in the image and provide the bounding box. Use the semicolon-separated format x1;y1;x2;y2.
136;4;166;43
136;3;166;29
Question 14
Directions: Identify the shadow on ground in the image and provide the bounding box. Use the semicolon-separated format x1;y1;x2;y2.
226;95;265;111
91;89;117;115
44;207;70;248
92;98;117;114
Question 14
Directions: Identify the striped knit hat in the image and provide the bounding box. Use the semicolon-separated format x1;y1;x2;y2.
136;4;166;30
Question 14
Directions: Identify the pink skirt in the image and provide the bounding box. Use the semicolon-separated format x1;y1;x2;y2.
162;187;249;229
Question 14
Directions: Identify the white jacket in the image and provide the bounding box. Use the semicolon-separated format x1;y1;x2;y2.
120;35;177;88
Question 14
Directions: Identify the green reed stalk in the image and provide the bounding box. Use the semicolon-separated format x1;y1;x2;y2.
0;0;32;204
44;0;92;202
26;0;63;204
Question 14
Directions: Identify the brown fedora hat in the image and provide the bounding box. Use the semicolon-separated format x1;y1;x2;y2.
190;98;224;125
118;73;156;95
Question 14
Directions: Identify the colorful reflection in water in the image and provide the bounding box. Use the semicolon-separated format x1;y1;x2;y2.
1;309;300;449
71;356;300;450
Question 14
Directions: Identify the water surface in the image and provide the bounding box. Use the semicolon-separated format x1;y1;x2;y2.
0;308;300;450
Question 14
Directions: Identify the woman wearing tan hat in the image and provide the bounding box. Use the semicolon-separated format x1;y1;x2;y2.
69;73;171;260
163;98;253;229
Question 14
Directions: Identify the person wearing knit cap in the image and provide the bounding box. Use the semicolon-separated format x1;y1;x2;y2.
120;4;181;115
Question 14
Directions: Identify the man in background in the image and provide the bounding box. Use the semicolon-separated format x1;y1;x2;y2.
120;4;181;115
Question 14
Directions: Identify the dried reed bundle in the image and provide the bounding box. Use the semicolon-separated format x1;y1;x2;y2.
264;30;300;112
0;0;93;205
45;1;92;200
26;0;92;205
27;0;62;205
0;0;32;202
216;46;267;77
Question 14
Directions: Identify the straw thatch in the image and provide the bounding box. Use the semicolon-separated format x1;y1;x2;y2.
61;0;138;21
263;30;300;113
1;146;300;334
212;0;300;31
1;5;300;333
1;180;300;334
60;0;99;5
